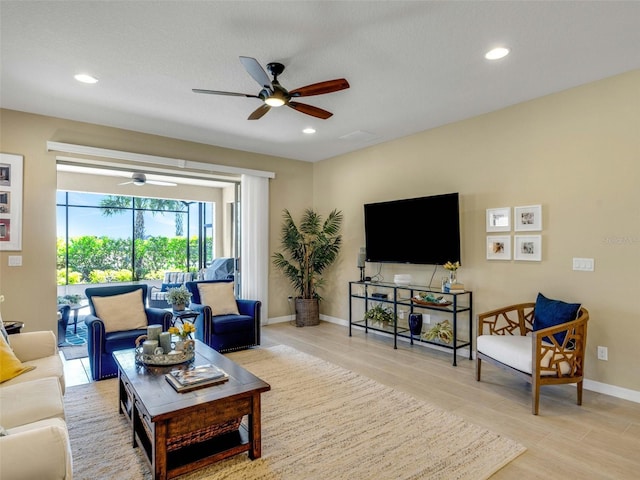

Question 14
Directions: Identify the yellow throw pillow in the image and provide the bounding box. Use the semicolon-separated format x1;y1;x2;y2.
0;334;35;383
197;282;240;316
92;289;148;333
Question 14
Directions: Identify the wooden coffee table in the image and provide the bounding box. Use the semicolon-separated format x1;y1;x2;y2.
113;341;270;480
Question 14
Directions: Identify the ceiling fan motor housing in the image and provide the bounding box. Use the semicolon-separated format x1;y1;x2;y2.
132;172;146;185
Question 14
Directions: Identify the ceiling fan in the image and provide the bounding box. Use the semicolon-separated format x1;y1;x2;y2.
118;173;177;187
193;56;350;120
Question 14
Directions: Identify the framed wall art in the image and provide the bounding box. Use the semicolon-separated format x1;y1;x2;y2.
486;235;511;260
514;235;542;261
0;153;23;251
486;207;510;232
514;204;542;231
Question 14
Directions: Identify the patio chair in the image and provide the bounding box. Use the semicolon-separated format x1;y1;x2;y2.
85;284;172;381
149;271;195;308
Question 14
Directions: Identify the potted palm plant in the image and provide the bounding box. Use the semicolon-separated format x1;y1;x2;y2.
272;208;343;326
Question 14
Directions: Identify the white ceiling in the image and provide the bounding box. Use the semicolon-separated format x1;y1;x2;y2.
2;1;639;163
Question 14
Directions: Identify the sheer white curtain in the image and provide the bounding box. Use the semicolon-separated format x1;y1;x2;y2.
240;174;269;324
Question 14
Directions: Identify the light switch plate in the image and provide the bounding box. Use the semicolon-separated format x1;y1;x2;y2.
572;257;594;271
8;255;22;266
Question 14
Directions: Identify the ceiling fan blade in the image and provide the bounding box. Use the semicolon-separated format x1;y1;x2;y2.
192;88;260;99
289;79;350;97
146;180;178;187
248;104;271;120
239;56;273;90
288;101;333;119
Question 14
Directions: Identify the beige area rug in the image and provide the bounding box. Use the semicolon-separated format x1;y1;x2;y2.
64;345;525;479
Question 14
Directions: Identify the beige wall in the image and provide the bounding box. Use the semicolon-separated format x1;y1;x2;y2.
314;70;640;393
0;70;637;395
0;109;313;336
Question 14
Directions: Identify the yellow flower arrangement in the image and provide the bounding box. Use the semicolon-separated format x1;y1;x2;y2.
169;321;196;340
443;261;461;271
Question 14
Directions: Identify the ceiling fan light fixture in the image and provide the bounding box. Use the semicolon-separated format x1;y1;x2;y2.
265;95;285;107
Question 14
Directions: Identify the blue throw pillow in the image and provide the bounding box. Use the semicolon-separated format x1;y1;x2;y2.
533;293;581;345
161;283;182;292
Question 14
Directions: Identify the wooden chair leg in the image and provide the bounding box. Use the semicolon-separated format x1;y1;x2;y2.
576;380;583;405
532;378;540;415
476;358;482;381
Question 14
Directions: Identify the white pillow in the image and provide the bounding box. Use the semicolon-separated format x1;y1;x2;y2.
92;289;148;333
197;282;239;316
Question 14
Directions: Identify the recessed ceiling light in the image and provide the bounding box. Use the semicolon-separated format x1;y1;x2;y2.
74;73;98;84
485;47;510;60
302;127;316;134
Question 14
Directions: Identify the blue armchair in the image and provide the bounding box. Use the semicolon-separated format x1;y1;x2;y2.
185;280;261;353
84;284;172;381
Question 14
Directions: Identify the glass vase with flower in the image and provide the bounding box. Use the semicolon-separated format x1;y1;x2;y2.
169;321;196;351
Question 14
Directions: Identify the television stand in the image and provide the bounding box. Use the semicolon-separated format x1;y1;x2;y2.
348;281;473;366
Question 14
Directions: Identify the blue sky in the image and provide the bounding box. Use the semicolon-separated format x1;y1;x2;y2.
57;191;198;239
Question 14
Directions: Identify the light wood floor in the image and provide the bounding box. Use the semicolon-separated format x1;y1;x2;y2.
62;321;640;479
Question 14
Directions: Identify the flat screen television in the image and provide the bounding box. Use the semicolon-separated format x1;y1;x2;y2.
364;192;461;265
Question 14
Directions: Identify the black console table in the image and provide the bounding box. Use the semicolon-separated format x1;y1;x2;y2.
348;281;473;366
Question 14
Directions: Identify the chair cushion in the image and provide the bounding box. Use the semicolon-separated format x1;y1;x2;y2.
211;314;254;334
92;289;148;333
533;293;580;344
477;334;572;376
161;282;182;292
198;282;240;316
0;334;35;383
0;377;64;429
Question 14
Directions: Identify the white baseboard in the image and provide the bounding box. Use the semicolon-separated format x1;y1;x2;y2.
317;315;640;405
583;379;640;403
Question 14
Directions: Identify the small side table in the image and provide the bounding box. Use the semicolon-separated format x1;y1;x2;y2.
167;309;199;327
68;303;87;334
4;321;24;335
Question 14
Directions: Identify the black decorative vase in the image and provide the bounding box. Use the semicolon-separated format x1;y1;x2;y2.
408;313;423;336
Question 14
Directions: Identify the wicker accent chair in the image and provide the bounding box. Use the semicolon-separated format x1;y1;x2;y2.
476;300;589;415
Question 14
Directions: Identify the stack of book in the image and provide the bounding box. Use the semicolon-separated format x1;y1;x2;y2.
447;283;465;293
165;364;229;392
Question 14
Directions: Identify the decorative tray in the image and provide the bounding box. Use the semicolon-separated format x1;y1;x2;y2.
411;298;452;307
134;336;195;366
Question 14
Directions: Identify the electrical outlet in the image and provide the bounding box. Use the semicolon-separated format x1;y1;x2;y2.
423;314;431;324
597;346;608;361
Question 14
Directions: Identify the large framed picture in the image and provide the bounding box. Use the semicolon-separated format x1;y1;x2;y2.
514;204;542;231
0;153;23;251
514;235;542;261
486;235;511;260
486;207;510;232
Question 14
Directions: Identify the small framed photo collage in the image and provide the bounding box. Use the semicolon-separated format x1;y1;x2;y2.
486;205;542;261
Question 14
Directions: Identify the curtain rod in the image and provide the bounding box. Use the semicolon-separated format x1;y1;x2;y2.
46;141;275;179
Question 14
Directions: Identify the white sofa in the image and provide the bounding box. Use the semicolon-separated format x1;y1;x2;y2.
0;330;73;479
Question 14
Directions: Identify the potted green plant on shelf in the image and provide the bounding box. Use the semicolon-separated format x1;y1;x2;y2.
165;285;192;311
272;208;343;327
364;304;395;328
424;319;453;344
